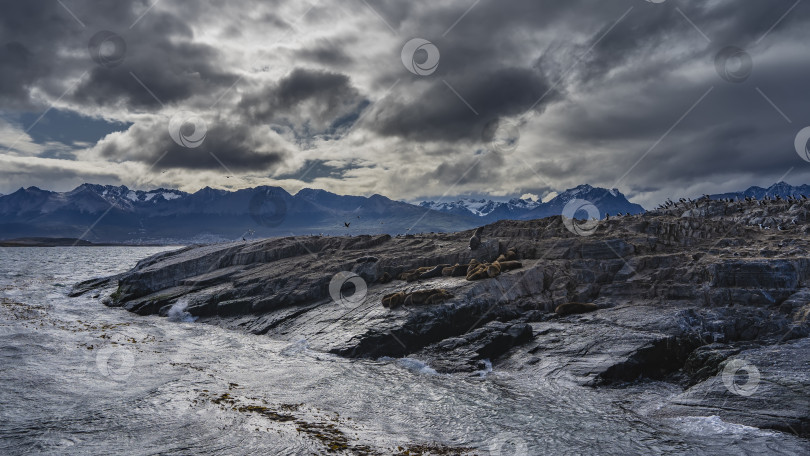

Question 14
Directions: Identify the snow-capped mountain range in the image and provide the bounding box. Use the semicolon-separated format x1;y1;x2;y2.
2;181;809;244
419;184;645;222
0;183;646;244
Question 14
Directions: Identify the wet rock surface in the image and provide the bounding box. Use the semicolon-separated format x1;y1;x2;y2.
74;198;810;438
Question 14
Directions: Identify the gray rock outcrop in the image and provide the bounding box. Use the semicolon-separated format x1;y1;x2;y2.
73;200;810;437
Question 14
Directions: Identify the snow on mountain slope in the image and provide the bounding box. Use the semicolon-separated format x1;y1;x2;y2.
419;184;645;221
419;197;541;218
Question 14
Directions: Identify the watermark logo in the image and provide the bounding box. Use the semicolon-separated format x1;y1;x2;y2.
168;111;207;148
721;358;760;396
562;199;601;236
401;38;440;76
248;189;288;228
88;31;127;68
489;432;529;456
328;271;367;307
482;118;520;154
794;126;810;163
95;346;135;382
714;46;752;83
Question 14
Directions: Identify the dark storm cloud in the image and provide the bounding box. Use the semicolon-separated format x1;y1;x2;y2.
353;0;810;199
0;0;236;110
72;39;235;109
530;1;810;191
0;1;84;109
0;41;43;107
297;38;355;67
71;6;236;109
567;1;806;87
238;68;367;142
356;0;632;145
426;151;506;187
371;68;553;143
352;0;416;30
98;119;288;172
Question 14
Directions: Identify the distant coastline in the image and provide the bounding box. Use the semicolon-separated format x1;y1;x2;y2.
0;237;170;247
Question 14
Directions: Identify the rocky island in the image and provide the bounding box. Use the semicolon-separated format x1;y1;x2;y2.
72;196;810;438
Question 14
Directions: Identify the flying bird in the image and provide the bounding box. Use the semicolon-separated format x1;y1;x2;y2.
344;222;350;228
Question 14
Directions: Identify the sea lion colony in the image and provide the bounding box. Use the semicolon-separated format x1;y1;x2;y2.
393;248;522;285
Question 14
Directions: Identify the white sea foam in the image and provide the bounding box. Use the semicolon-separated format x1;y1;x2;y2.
671;415;778;437
378;357;438;375
166;299;197;323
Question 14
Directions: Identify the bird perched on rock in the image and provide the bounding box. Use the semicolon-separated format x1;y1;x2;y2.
469;227;484;250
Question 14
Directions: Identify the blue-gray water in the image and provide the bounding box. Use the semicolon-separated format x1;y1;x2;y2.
1;247;807;455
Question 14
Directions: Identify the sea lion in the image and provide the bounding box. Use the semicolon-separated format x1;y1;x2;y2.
378;272;392;284
382;292;406;308
425;289;453;305
400;266;433;282
486;263;501;278
466;264;490;281
408;290;438;306
554;302;598;316
419;264;450;280
442;264;467;277
384;289;454;308
497;260;523;271
496;249;518;263
467;259;481;275
399;272;419;282
469;227;484;250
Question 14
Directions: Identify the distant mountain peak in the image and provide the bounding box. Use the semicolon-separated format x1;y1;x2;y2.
419;184;644;221
710;182;810;201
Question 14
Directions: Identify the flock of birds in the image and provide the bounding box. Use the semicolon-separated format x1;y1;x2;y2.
649;193;809;231
655;194;809;211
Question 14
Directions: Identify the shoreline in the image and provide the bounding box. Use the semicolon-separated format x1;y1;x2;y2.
72;201;810;438
0;238;183;248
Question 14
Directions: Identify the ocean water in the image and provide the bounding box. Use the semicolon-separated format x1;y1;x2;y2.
1;247;808;455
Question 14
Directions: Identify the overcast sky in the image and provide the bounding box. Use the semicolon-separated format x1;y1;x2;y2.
1;0;809;208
